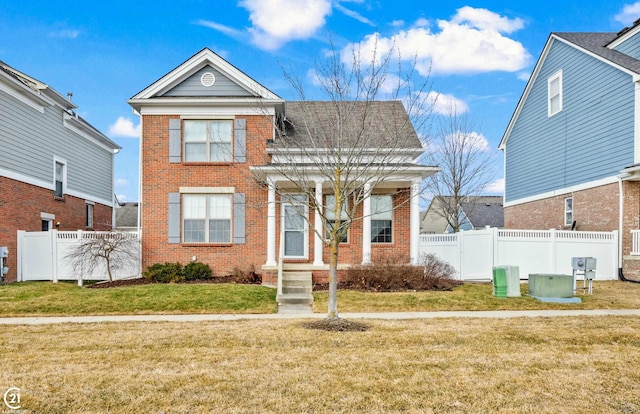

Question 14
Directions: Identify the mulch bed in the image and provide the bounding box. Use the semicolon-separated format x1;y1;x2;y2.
300;318;372;332
86;275;258;289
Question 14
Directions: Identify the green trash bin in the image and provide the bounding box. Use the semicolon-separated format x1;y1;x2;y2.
492;267;507;298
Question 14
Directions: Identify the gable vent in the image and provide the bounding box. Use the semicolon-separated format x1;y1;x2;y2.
200;72;216;87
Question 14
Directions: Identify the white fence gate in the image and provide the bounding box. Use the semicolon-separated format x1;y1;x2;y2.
419;228;619;281
17;230;141;282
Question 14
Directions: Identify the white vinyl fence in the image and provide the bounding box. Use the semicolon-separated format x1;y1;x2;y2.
17;230;141;282
420;228;618;281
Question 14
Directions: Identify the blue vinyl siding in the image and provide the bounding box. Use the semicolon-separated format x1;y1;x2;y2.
0;88;114;202
163;65;254;97
505;39;635;203
612;33;640;60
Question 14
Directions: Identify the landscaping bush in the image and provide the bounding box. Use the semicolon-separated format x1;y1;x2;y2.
143;262;184;283
183;261;212;281
230;264;261;284
342;253;461;292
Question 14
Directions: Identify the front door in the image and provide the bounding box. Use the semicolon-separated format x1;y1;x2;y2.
282;196;308;259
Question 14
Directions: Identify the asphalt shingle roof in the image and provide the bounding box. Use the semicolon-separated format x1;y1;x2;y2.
554;32;640;74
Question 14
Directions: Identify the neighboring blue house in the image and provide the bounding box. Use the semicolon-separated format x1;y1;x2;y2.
499;20;640;279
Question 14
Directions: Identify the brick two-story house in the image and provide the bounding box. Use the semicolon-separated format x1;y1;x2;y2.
128;48;436;288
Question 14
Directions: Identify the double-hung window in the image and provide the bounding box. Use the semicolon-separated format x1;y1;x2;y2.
86;202;94;228
184;120;232;162
548;70;563;117
183;194;232;243
54;160;65;197
371;195;393;243
325;195;349;243
564;197;573;226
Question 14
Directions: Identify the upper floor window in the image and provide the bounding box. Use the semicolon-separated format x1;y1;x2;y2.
183;120;232;162
564;197;573;226
183;194;232;243
54;159;66;197
548;70;563;117
371;195;393;243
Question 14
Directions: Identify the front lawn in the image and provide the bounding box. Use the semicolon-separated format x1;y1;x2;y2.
0;280;639;316
0;282;277;316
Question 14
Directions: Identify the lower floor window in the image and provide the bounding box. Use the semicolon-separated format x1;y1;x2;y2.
371;195;393;243
183;194;231;243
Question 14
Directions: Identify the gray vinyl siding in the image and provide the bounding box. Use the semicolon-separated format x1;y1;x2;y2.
505;39;635;203
612;33;640;60
0;89;114;202
162;65;254;97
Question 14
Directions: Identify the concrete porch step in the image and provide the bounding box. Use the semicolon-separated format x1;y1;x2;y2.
277;293;314;306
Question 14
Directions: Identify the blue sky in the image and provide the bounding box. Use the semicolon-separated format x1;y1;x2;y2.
2;1;640;204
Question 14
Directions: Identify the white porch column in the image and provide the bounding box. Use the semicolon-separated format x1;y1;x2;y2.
266;178;277;266
362;182;372;265
313;180;325;266
410;179;421;265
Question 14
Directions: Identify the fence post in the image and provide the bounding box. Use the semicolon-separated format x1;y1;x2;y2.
16;230;24;282
612;230;619;279
549;228;557;273
457;230;464;280
51;229;58;283
491;227;499;269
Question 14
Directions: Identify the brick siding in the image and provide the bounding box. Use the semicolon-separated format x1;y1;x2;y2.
0;176;112;282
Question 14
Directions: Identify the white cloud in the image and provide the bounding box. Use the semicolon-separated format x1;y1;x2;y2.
49;29;80;39
240;0;332;50
422;92;469;115
334;3;375;26
448;131;490;152
193;19;243;38
517;71;531;81
108;117;141;138
116;194;128;203
115;178;129;187
614;2;640;25
485;178;505;194
341;6;530;76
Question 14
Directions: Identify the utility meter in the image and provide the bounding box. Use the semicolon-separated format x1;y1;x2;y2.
0;247;7;258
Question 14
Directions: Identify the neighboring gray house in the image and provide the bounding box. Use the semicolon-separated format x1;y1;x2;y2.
421;196;504;233
0;59;120;281
499;19;640;279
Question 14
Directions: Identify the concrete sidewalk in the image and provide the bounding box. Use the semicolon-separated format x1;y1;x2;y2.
0;309;639;325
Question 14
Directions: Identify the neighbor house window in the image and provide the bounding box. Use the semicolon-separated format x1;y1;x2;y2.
371;195;393;243
183;194;232;243
325;195;349;243
183;120;232;162
564;197;573;226
54;160;66;197
86;202;94;228
548;70;563;117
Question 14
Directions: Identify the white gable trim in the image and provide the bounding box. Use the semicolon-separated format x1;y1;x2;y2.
500;34;637;150
503;175;619;207
131;48;281;101
606;26;640;50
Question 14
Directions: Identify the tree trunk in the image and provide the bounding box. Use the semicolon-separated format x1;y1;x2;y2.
327;240;339;319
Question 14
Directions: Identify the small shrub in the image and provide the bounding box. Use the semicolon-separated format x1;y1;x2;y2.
184;262;212;281
342;253;461;292
143;262;184;283
230;264;261;284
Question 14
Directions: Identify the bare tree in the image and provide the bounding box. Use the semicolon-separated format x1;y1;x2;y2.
252;39;437;319
66;232;140;282
423;105;496;233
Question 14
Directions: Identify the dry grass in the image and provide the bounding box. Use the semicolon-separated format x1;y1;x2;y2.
314;280;640;313
1;317;639;413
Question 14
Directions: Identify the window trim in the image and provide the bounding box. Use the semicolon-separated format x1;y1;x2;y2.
53;157;67;198
564;196;573;226
182;193;233;244
183;119;234;163
371;194;393;244
548;70;563;117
